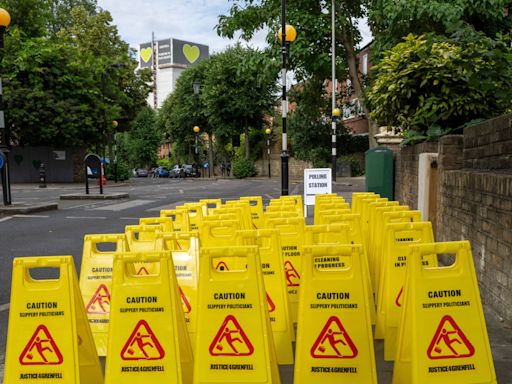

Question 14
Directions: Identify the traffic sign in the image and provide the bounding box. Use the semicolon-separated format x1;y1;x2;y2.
0;152;4;169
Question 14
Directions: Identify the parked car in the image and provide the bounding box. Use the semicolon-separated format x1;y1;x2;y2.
133;168;148;177
156;166;170;178
169;164;185;178
183;164;200;177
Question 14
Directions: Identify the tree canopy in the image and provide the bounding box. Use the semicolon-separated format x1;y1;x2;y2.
0;1;151;150
159;44;278;162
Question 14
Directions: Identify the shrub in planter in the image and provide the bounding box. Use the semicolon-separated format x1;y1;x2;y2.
232;158;256;179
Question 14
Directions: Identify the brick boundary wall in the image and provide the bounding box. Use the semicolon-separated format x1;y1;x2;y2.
394;114;512;324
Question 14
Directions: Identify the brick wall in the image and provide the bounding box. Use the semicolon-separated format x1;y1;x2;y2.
394;114;512;324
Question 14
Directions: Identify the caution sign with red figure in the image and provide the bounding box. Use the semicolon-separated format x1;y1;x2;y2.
179;286;192;314
19;325;63;365
427;315;475;359
121;320;165;360
284;260;300;287
266;292;276;313
136;266;150;275
392;241;497;384
209;315;254;356
86;284;111;314
310;317;358;359
215;261;229;271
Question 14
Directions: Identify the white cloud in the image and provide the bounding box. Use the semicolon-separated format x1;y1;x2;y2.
97;0;266;53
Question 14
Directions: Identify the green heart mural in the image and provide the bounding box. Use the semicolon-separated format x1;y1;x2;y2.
183;44;200;64
32;160;42;170
14;154;23;165
140;47;153;63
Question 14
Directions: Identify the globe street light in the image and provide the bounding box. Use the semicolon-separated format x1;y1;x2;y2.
332;107;341;181
193;126;200;156
0;8;11;205
265;128;272;179
112;120;119;183
277;20;297;196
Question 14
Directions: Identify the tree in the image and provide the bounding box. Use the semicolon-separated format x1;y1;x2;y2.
217;0;377;146
2;33;104;147
368;0;512;59
1;3;151;150
122;107;161;168
202;44;278;159
158;60;213;166
367;31;512;145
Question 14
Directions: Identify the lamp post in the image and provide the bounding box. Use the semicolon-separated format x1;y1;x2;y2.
193;126;200;156
0;8;11;205
278;15;297;196
112;120;119;183
265;128;272;178
332;107;341;181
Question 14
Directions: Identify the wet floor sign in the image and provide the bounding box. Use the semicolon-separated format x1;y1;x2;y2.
105;252;193;384
4;256;103;383
294;245;377;384
194;246;280;383
79;233;126;356
393;241;496;384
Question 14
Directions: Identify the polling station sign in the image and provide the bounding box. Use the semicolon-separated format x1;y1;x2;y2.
304;168;332;206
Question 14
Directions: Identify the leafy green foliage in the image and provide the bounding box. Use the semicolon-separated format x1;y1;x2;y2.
159;45;278;161
0;4;150;149
122;107;161;168
367;32;512;145
232;157;256;178
202;44;278;152
369;0;512;59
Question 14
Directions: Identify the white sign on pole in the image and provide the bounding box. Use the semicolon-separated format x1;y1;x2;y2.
303;168;332;217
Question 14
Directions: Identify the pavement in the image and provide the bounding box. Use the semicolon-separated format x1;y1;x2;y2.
0;177;511;383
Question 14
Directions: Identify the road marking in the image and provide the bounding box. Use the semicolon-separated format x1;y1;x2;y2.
0;302;9;311
179;189;184;194
0;216;13;222
13;214;49;218
66;216;107;220
93;199;154;211
264;194;274;200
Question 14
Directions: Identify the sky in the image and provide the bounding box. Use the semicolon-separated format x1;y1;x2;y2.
96;0;373;54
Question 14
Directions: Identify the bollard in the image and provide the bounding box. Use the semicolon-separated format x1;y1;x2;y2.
39;162;46;188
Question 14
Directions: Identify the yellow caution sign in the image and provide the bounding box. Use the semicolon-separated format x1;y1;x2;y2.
265;217;305;324
181;203;205;231
4;256;103;384
375;222;436;362
294;245;377;384
139;217;174;234
393;241;496;384
350;192;378;214
200;198;222;216
160;208;190;232
314;202;350;224
194;246;280;383
212;205;252;229
79;233;127;356
105;251;193;384
236;229;295;364
371;209;421;290
157;231;201;349
240;196;264;228
125;224;162;251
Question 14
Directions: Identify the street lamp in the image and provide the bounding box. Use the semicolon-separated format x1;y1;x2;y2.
112;120;119;183
332;107;341;181
278;19;297;196
193;79;201;95
265;128;272;179
0;8;11;205
193;126;200;156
